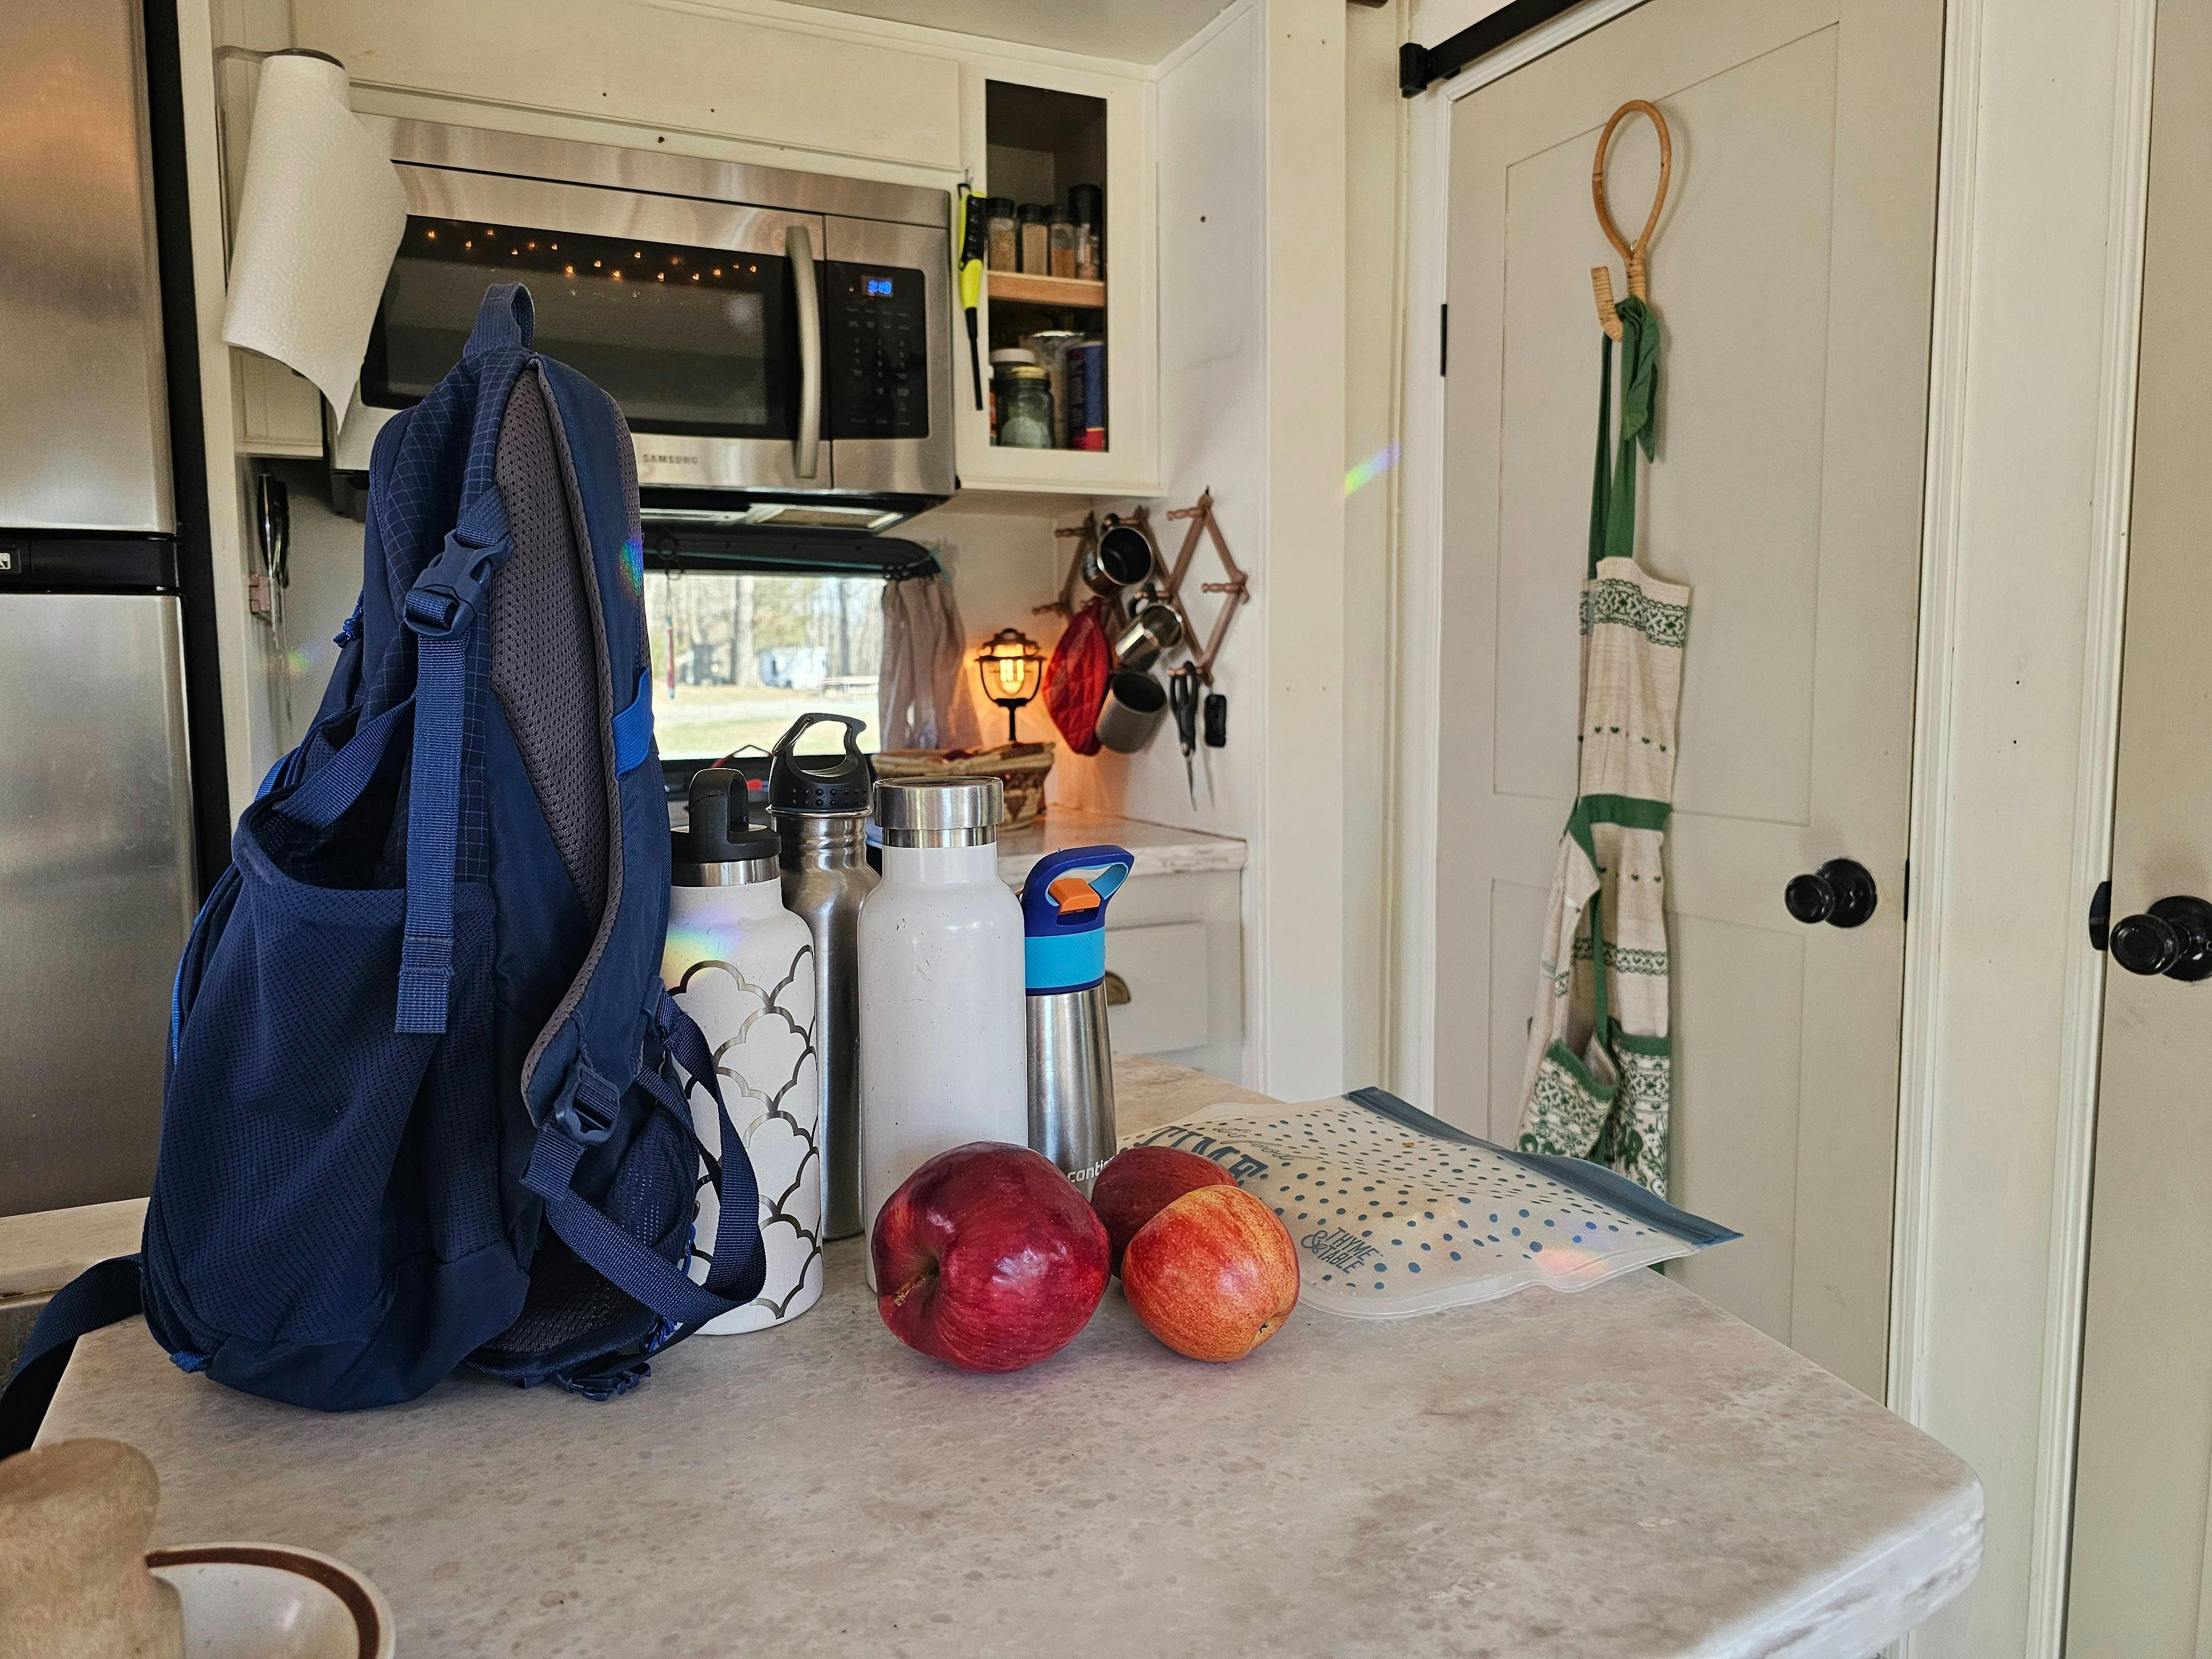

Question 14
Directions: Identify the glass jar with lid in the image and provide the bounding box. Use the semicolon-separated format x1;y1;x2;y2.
984;197;1018;273
1048;210;1077;279
1018;205;1051;274
997;366;1055;448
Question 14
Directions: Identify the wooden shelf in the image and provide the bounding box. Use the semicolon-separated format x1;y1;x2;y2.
988;271;1107;309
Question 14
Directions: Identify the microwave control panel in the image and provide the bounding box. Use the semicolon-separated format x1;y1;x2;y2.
825;262;928;439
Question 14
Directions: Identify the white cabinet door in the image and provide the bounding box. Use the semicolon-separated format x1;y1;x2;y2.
1431;0;1940;1396
2066;1;2212;1647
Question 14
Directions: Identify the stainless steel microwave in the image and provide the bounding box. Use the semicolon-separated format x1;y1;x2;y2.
332;118;956;533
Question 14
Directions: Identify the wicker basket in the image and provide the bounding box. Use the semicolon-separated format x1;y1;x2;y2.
873;742;1056;827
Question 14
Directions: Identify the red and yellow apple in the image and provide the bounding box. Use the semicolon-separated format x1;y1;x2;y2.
1089;1145;1238;1277
872;1142;1109;1374
1121;1184;1300;1363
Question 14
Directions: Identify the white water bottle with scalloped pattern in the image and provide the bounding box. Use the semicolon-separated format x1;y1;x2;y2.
664;769;821;1333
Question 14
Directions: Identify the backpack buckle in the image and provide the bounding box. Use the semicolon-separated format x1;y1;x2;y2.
404;524;508;639
550;1061;620;1146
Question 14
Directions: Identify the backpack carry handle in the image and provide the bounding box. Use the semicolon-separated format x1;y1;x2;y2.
466;283;534;357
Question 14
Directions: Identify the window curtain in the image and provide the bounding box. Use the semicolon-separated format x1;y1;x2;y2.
878;566;983;751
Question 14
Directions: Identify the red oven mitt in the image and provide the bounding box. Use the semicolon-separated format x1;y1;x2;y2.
1044;599;1112;756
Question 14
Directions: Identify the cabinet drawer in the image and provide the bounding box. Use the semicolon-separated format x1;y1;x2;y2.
1105;921;1209;1056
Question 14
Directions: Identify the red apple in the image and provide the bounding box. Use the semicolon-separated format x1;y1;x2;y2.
873;1142;1109;1374
1091;1145;1238;1277
1121;1185;1299;1363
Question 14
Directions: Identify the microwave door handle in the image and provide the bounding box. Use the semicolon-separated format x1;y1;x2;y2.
786;223;822;480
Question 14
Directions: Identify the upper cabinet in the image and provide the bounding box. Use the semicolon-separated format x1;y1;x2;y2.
953;65;1160;497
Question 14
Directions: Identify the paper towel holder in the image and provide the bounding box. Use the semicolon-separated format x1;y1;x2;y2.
213;44;345;70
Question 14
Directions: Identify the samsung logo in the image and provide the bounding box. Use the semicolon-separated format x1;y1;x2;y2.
639;452;698;466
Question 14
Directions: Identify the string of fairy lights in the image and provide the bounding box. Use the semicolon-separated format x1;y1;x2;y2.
415;222;764;286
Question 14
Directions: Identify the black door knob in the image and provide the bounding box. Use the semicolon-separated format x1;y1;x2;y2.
2107;895;2212;982
1785;858;1878;928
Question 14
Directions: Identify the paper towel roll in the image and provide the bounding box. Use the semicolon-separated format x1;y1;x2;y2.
220;52;406;414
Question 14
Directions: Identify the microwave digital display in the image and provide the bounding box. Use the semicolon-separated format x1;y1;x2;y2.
363;218;792;439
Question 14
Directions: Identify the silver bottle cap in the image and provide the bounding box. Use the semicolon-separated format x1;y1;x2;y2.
874;777;1005;847
672;851;781;886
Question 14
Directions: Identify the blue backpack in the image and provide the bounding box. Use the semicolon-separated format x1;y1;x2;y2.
3;286;764;1447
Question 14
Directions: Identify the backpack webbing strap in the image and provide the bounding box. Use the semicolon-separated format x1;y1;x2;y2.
393;286;534;1036
523;1077;764;1332
0;1256;144;1457
524;994;768;1333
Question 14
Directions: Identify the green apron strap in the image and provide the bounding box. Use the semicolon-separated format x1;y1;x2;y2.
1587;333;1615;580
1599;296;1659;569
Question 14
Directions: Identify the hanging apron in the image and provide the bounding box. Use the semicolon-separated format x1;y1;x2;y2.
1515;296;1689;1198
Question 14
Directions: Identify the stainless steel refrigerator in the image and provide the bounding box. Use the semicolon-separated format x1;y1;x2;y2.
0;0;203;1214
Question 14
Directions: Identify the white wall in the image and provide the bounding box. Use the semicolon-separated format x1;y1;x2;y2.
1342;2;1407;1091
1051;7;1265;846
899;501;1072;746
1256;0;1349;1101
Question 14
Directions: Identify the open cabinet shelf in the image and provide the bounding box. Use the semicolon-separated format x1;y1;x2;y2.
988;272;1107;309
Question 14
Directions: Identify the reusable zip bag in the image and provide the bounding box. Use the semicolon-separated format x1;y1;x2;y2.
1126;1088;1736;1319
2;286;766;1452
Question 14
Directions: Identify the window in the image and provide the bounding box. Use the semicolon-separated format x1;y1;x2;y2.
644;570;881;763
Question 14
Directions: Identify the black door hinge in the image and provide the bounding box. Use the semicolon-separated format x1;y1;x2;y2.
1439;302;1448;377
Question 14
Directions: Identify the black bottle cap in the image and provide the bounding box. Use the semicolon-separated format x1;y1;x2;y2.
675;767;779;865
768;713;875;816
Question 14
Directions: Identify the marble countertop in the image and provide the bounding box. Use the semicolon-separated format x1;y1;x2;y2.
995;807;1245;885
39;1061;1980;1658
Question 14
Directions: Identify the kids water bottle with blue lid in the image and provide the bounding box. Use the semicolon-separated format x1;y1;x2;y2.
1021;844;1133;1194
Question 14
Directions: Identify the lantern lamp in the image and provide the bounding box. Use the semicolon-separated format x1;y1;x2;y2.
975;627;1045;743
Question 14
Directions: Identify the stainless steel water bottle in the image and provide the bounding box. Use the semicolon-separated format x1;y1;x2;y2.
1021;845;1133;1194
768;714;877;1241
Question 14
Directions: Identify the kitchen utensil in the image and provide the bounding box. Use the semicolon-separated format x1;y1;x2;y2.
667;769;821;1332
1204;691;1228;748
955;184;985;410
1023;845;1134;1193
769;713;877;1241
149;1542;394;1659
1111;591;1185;672
1044;598;1113;755
1088;513;1156;594
1093;670;1168;753
859;777;1025;1288
1168;665;1201;805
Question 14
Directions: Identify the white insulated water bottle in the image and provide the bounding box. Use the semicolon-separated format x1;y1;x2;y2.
858;776;1026;1287
664;769;821;1333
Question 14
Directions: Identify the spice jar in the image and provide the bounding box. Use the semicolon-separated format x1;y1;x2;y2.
1018;204;1051;275
997;367;1054;448
984;197;1018;272
1069;184;1103;280
1048;210;1077;279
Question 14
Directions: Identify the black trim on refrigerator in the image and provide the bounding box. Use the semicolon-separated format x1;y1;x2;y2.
142;0;234;900
1400;0;1594;96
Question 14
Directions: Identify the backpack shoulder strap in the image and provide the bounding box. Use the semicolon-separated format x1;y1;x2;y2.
393;284;534;1035
0;1256;144;1457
